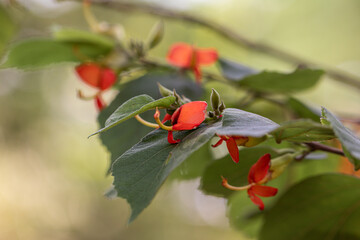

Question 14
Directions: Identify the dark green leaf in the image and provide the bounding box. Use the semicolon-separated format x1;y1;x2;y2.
200;146;282;198
90;95;175;137
260;174;360;240
1;39;111;69
286;97;320;122
216;108;279;137
53;28;115;50
321;107;360;170
271;119;335;143
218;58;258;80
239;68;324;93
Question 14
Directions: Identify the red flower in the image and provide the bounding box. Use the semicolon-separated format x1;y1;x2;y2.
222;154;278;210
75;63;116;111
211;135;248;163
154;101;208;144
167;43;218;83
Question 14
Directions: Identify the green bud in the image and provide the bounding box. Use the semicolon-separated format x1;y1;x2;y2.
219;101;226;113
157;83;173;97
270;153;295;180
173;89;182;104
147;20;164;50
210;88;221;112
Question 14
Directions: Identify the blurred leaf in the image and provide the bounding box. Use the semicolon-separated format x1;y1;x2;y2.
216;108;279;137
90;95;175;137
218;58;258;81
286;97;320;122
239;68;324;93
218;58;258;80
1;39;110;69
98;71;203;173
147;21;164;49
0;6;16;55
321;107;360;170
112;122;220;223
260;174;360;240
200;146;282;198
271;119;335;143
53;28;115;50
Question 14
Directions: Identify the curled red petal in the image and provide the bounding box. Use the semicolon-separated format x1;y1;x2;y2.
167;131;180;144
193;65;202;84
167;43;193;68
99;68;116;90
162;113;172;123
172;101;207;130
76;63;101;88
251;185;278;197
95;95;105;111
226;137;239;163
195;49;218;65
248;153;271;184
248;188;265;210
211;138;224;148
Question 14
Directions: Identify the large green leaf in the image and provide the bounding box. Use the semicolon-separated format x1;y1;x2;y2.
217;58;258;81
271;119;335;143
238;68;324;93
260;174;360;240
53;28;115;50
0;6;16;56
216;108;279;137
112;122;220;222
90;95;175;137
97;71;203;173
286;97;320;122
200;146;282;198
321;107;360;170
1;39;110;69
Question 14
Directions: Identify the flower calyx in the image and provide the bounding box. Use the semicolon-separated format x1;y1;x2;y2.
209;88;225;119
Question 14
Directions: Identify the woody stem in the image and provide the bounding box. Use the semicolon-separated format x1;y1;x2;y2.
134;115;159;129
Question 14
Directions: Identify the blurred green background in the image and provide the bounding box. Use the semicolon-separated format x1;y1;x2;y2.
0;0;359;239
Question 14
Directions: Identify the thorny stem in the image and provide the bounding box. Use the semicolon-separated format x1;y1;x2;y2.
65;0;360;90
295;142;345;161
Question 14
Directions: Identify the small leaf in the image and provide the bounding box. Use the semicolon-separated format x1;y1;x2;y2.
286;97;320;122
90;95;176;137
271;119;335;143
321;107;360;170
216;108;279;138
260;174;360;240
53;28;115;50
147;21;164;49
239;68;324;93
218;58;258;80
1;39;110;69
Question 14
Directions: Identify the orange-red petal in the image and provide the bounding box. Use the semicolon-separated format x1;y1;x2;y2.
195;49;218;65
95;95;105;111
193;65;202;83
167;131;180;144
248;188;265;210
251;185;278;197
211;138;224;148
167;43;193;68
162;113;172;123
76;63;101;88
226;137;239;163
99;67;116;90
172;101;207;130
248;153;271;184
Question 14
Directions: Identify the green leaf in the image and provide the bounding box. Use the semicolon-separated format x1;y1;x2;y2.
112;122;220;222
0;6;16;56
260;174;360;240
53;28;115;50
271;119;335;143
90;95;176;137
97;71;203;174
321;107;360;170
1;39;110;69
200;146;282;198
239;68;324;93
216;108;279;137
286;97;320;122
218;58;258;81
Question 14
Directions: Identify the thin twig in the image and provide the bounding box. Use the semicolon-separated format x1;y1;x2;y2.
295;142;344;161
66;0;360;90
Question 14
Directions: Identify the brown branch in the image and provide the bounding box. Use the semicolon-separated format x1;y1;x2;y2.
295;142;345;161
65;0;360;90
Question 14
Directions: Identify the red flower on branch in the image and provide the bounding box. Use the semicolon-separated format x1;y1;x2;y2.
222;154;278;210
211;135;248;163
75;62;116;111
167;43;218;83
